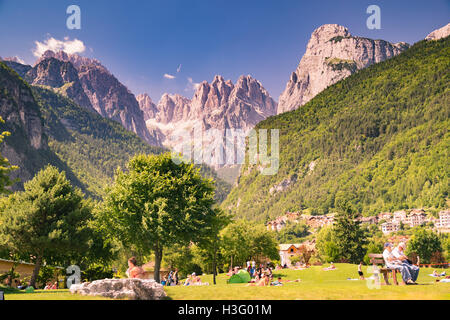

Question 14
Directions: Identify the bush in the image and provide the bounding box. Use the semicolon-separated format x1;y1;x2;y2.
289;256;302;265
36;265;60;289
81;264;114;282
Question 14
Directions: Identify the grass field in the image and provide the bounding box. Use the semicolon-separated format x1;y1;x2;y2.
3;264;449;300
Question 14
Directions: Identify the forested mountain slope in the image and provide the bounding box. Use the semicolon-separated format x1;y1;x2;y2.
222;37;449;221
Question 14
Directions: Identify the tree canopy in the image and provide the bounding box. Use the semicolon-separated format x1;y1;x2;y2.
97;153;222;282
0;165;98;288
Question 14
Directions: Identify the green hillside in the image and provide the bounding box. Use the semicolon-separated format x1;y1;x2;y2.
222;37;450;221
0;62;230;201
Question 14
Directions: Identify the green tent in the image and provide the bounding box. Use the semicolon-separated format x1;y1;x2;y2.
228;270;251;284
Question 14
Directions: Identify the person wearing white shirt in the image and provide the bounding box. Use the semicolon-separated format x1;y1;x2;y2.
392;242;420;283
383;242;412;285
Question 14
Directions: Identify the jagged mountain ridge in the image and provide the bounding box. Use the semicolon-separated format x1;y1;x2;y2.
7;50;162;147
277;24;410;114
139;75;277;169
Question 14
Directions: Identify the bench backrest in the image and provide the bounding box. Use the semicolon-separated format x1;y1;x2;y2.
368;253;385;266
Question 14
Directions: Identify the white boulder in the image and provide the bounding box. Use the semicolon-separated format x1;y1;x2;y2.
69;278;166;300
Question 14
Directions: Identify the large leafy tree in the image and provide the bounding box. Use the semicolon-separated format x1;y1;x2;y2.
406;228;443;264
98;153;220;282
316;226;341;263
193;210;230;284
0;166;95;288
331;200;368;263
221;220;280;268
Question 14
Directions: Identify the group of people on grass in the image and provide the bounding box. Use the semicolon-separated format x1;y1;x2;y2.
226;262;301;287
382;242;420;285
161;270;179;286
183;272;209;286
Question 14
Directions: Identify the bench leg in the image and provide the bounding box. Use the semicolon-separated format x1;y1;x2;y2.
392;270;398;285
382;271;390;285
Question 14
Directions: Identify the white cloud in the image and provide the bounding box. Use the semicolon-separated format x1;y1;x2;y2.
185;77;200;92
32;36;86;57
164;73;176;79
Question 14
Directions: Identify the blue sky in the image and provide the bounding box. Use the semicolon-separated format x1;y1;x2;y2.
0;0;448;101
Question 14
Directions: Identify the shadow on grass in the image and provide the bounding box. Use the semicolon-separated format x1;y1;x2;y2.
0;286;23;294
272;273;288;278
0;286;68;295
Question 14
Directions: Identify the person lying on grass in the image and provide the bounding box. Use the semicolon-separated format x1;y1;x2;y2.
436;275;450;283
323;262;336;271
270;277;301;286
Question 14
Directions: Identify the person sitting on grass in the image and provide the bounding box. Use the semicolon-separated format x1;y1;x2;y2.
127;257;145;279
190;272;209;286
323;262;336;271
247;274;269;286
358;262;365;280
183;275;192;286
382;242;412;285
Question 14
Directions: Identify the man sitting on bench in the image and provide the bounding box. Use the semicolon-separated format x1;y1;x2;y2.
382;242;413;285
392;242;419;284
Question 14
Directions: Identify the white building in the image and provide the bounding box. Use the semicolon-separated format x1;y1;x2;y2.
405;211;427;227
436;210;450;231
393;210;407;223
381;221;400;234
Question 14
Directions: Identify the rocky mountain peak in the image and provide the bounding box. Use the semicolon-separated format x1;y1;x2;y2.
37;50;105;72
154;93;191;124
136;93;158;121
277;24;410;114
308;24;351;46
425;23;450;41
142;75;277;168
24;57;94;111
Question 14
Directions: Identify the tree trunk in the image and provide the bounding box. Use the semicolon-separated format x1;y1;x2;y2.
213;240;217;285
154;244;163;283
29;254;42;289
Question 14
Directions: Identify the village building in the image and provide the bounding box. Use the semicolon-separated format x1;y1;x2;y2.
405;210;427;227
359;216;378;225
0;258;63;288
378;212;392;221
141;261;170;280
279;241;316;267
436;210;450;232
381;221;400;234
393;210;407;223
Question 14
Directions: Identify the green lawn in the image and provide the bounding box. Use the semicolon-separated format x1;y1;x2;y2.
3;288;111;300
3;264;449;300
164;264;450;300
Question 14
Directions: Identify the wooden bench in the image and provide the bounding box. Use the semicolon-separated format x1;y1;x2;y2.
368;254;400;285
